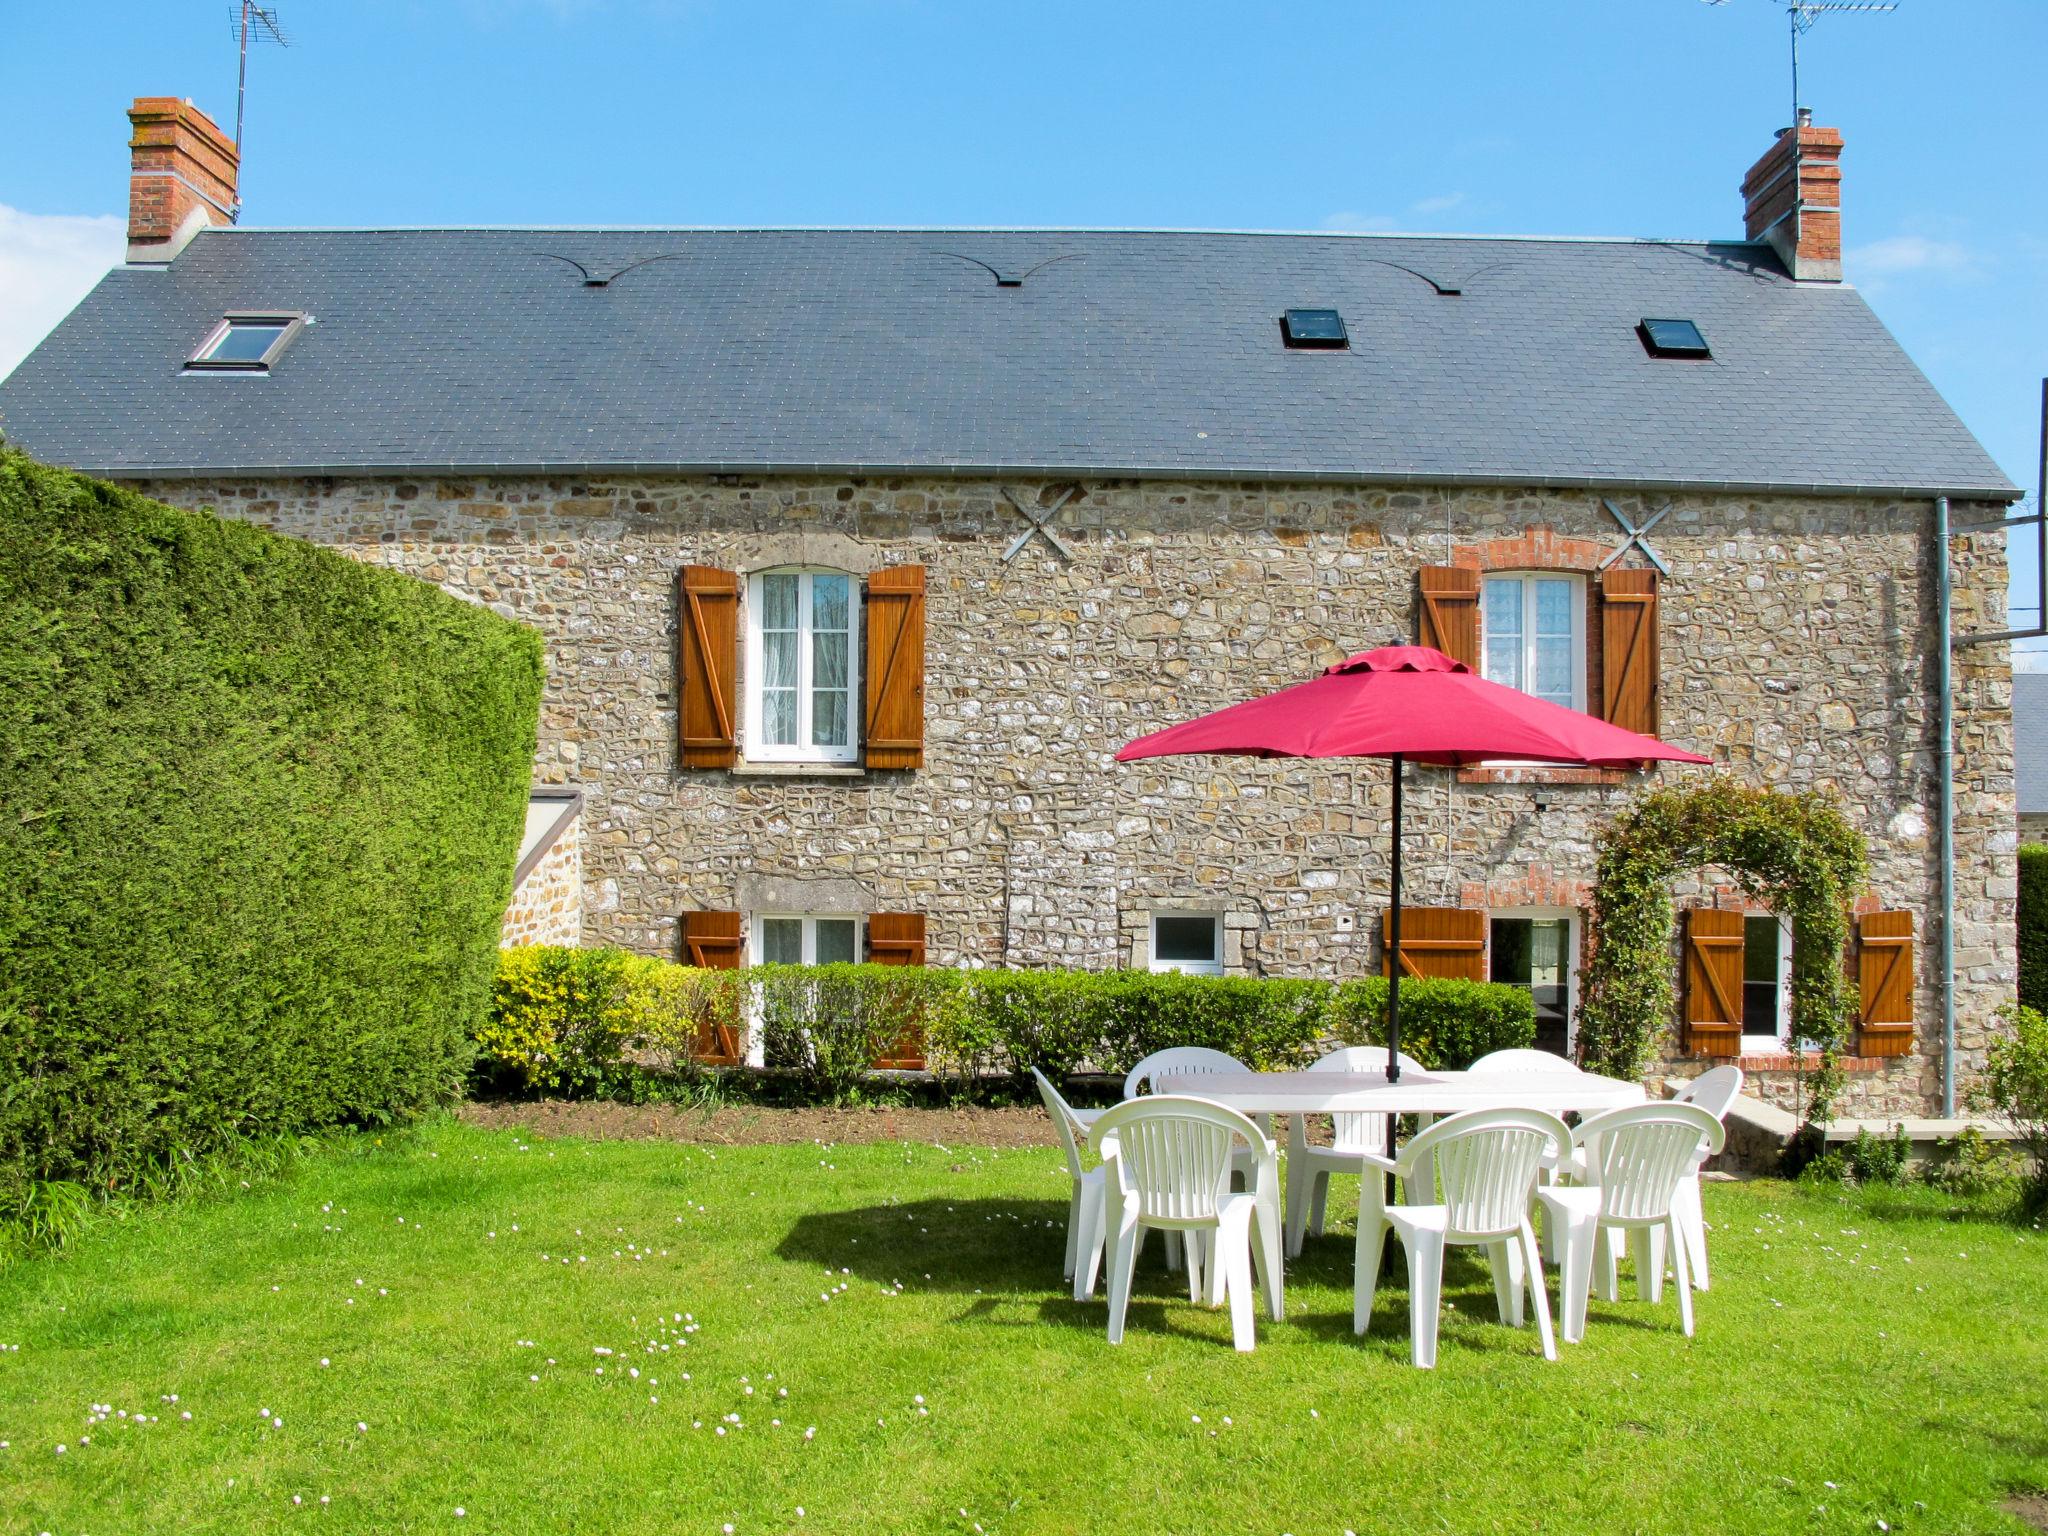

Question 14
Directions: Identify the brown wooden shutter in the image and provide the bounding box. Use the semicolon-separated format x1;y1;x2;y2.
680;909;744;1064
1682;908;1744;1058
1381;906;1486;981
864;565;926;770
678;566;739;768
867;912;928;1068
1416;566;1480;670
1599;569;1660;733
1856;910;1915;1058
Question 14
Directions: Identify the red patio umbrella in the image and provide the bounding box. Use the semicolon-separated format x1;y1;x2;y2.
1116;645;1710;1083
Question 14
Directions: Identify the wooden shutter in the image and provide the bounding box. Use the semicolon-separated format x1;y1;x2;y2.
680;909;744;1064
868;912;928;1069
1599;569;1660;734
864;565;926;770
1381;906;1486;981
1856;910;1915;1058
1683;908;1744;1058
1416;566;1480;669
678;566;739;768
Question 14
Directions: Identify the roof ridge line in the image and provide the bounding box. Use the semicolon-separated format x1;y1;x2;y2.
194;224;1753;246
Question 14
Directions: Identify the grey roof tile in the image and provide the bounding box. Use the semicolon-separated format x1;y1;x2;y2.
0;226;2018;498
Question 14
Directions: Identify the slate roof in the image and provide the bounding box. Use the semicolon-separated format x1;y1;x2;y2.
2017;674;2048;815
0;226;2018;497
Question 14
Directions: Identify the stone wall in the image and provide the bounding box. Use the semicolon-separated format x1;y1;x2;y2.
135;473;2015;1115
2020;812;2048;846
501;810;583;948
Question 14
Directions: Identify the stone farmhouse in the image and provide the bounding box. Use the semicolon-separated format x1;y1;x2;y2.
0;97;2022;1115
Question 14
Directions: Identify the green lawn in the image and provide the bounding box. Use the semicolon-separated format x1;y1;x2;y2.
2;1120;2044;1536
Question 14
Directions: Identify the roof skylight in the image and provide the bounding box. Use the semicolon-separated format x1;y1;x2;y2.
187;312;305;371
1281;308;1349;349
1638;317;1710;359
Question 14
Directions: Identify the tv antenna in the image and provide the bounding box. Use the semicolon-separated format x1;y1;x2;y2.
1703;2;1898;127
229;2;289;166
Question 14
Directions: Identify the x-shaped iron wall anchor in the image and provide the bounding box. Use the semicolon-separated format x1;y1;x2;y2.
1600;497;1672;577
1001;486;1079;564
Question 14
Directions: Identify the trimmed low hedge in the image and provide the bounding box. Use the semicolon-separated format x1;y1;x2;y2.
0;450;543;1202
477;948;1538;1100
2020;846;2048;1012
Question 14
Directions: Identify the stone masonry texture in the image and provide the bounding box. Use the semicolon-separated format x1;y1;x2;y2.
501;811;584;949
134;474;2015;1117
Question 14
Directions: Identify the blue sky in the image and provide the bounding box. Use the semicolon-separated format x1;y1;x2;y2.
3;0;2043;634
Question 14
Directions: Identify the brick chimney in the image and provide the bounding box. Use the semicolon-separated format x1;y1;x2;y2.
1741;111;1843;282
127;97;239;264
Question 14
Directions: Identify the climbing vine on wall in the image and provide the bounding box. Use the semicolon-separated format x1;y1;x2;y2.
1577;777;1869;1129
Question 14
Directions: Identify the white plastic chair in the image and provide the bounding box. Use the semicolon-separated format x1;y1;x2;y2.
1123;1046;1262;1269
1668;1066;1743;1291
1087;1096;1284;1352
1467;1048;1587;1076
1032;1068;1111;1300
1284;1047;1427;1257
1123;1045;1254;1100
1352;1107;1569;1368
1534;1103;1727;1343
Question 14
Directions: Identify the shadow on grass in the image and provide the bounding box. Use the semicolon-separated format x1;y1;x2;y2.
775;1196;1618;1351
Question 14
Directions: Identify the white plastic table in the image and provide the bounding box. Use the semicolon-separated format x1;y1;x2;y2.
1152;1066;1647;1268
1151;1066;1646;1119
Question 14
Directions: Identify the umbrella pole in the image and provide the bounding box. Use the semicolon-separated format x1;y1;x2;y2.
1385;754;1403;1212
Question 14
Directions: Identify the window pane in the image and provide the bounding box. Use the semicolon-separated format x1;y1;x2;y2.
763;629;798;690
811;689;848;747
1529;919;1567;986
763;686;797;745
1533;579;1573;636
811;574;849;633
1490;917;1533;984
203;322;286;362
1531;632;1574;705
1482;578;1523;689
760;573;799;632
1743;916;1779;982
813;630;847;690
762;918;803;965
1743;915;1781;1035
814;919;857;965
1153;915;1218;963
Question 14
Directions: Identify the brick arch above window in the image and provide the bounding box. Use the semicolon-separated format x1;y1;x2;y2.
1449;527;1610;574
1459;865;1594;913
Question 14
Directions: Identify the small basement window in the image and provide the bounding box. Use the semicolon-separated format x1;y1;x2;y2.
187;312;305;370
1150;913;1224;976
1281;308;1349;349
1638;317;1710;359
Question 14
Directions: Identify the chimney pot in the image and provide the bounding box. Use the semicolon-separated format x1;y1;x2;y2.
1741;119;1843;282
126;96;239;264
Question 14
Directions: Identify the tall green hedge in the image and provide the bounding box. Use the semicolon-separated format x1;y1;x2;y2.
0;451;543;1198
2020;845;2048;1012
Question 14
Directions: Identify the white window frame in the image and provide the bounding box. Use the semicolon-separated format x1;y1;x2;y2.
1480;572;1587;713
1741;913;1795;1055
744;568;861;765
748;913;865;966
1148;912;1224;976
1487;906;1579;1053
185;310;307;371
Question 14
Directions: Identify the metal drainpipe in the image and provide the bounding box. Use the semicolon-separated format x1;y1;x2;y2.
1937;494;1957;1117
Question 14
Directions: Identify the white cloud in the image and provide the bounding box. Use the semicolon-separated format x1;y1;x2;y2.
1321;211;1400;233
1320;193;1467;234
1848;234;1973;278
0;205;124;383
